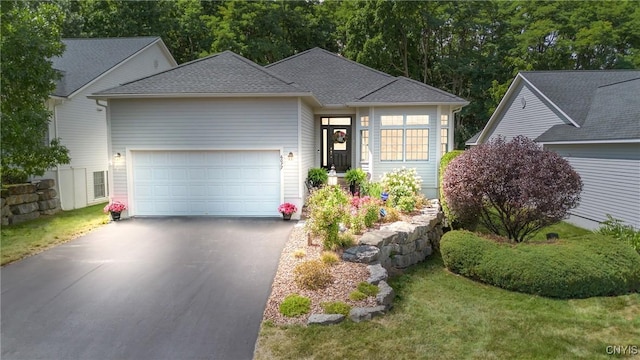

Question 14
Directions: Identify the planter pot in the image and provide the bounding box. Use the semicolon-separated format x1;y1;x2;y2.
349;184;360;196
110;211;121;221
282;213;292;221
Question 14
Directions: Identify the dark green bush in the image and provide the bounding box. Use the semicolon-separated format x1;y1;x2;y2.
279;294;311;317
321;301;352;316
441;230;640;299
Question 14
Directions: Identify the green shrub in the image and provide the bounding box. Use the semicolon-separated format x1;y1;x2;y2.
441;230;640;298
344;168;367;186
363;202;380;227
357;282;379;296
320;251;340;265
360;181;383;200
307;168;328;188
397;196;416;213
349;212;366;235
279;294;311;317
381;167;423;212
294;259;334;290
439;150;464;227
320;301;352;316
349;290;367;301
334;231;356;250
381;206;401;223
306;186;351;250
598;215;640;254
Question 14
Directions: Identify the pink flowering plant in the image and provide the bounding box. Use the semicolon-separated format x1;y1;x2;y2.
103;201;127;214
278;202;298;215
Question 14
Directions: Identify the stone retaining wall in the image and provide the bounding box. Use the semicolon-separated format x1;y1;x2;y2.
342;207;444;271
1;179;61;226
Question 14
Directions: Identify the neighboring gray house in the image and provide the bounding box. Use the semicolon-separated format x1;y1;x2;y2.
39;37;177;210
468;71;640;230
90;48;468;219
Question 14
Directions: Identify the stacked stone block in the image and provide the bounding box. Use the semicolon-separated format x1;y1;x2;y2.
1;179;61;226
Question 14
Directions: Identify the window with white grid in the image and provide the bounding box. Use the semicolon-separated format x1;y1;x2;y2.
361;129;369;162
440;114;449;154
380;114;429;161
406;129;429;160
380;129;403;161
93;171;106;199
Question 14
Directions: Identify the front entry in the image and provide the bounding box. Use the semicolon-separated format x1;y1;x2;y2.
321;117;352;172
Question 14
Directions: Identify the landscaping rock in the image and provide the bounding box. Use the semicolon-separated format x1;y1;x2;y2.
367;263;388;285
1;218;8;226
41;209;62;216
2;205;11;217
5;193;39;206
307;314;345;326
9;211;40;224
392;254;413;269
342;245;379;264
36;179;55;190
6;184;36;195
38;199;60;211
381;222;420;243
10;202;39;215
0;198;4;207
37;189;57;200
358;230;395;248
349;306;386;323
376;280;395;309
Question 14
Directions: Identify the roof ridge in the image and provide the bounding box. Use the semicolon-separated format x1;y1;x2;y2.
356;78;399;99
62;36;159;41
521;69;640;74
267;47;394;79
223;51;307;91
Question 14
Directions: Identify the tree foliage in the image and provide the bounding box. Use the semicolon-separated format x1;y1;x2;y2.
442;136;583;242
1;1;70;184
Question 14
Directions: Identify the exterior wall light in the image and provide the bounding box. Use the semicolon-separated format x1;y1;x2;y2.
288;152;294;161
115;153;121;158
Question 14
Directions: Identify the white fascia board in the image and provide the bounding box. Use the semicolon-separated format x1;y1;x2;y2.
67;38;176;99
345;101;469;107
539;139;640;145
88;92;320;104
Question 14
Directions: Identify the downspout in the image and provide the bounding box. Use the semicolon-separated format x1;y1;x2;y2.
95;100;110;200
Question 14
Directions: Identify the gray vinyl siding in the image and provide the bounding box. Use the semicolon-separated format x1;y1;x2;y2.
546;143;640;230
372;106;439;198
109;97;300;205
300;100;315;197
485;82;568;142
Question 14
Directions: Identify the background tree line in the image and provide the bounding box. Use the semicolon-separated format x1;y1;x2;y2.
2;0;639;181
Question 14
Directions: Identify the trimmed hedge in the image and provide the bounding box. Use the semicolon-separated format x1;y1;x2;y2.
440;230;640;299
438;150;464;227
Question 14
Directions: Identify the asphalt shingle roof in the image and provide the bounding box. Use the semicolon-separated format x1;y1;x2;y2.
52;37;160;97
266;48;395;105
521;70;640;126
353;77;467;104
536;77;640;142
96;51;306;95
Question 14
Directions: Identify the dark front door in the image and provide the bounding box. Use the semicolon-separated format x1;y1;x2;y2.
321;117;352;172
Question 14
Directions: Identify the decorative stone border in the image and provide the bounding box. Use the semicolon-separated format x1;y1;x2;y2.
307;204;445;326
1;179;61;226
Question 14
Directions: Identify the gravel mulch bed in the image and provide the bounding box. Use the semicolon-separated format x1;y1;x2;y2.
262;221;376;326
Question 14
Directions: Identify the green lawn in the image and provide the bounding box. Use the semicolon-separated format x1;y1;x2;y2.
1;203;110;265
255;223;639;359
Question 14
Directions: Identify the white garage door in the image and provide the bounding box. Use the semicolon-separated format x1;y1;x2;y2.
131;150;281;216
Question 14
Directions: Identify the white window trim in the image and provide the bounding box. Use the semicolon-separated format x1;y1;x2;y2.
380;114;430;162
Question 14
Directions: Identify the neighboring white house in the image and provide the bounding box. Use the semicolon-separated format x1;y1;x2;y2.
467;71;640;230
90;48;468;219
39;37;177;210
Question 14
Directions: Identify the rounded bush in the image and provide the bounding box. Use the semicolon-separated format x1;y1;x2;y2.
441;230;640;299
321;301;352;316
279;294;311;317
294;260;333;290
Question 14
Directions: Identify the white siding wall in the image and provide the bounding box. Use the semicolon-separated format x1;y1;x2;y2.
300;100;316;200
372;106;439;198
485;82;568;142
43;43;175;210
109;97;300;216
546;143;640;230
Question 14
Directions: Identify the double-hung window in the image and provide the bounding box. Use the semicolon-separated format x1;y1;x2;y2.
93;171;107;199
380;115;429;161
440;114;449;154
360;115;370;162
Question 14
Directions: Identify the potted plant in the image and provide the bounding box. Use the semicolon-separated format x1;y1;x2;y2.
344;168;367;195
307;168;328;189
278;202;298;220
103;201;127;221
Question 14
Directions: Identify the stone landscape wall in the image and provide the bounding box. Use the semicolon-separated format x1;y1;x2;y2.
1;179;61;226
342;207;444;271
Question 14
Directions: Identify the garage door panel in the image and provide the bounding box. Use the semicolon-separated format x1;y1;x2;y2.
132;151;281;216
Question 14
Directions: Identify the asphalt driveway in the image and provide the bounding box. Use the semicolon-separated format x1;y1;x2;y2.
1;217;293;360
